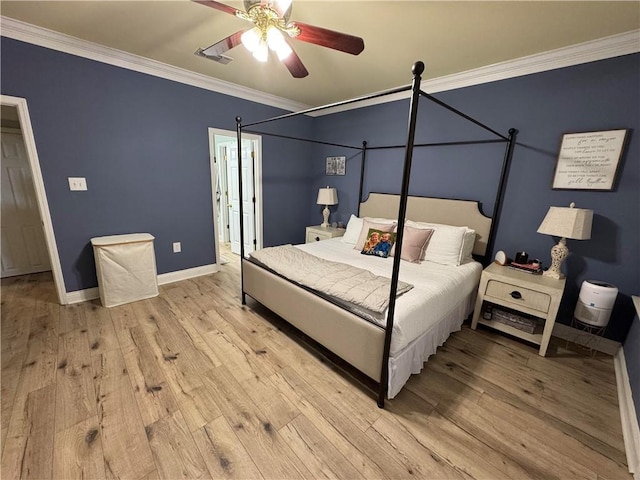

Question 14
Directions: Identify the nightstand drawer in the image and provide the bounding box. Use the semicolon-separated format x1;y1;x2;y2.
306;230;333;242
485;279;551;314
305;226;345;243
472;263;565;357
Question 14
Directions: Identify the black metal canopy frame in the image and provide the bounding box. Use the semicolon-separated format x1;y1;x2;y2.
235;61;518;408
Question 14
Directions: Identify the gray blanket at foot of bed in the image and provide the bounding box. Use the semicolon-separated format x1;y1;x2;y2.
250;245;413;314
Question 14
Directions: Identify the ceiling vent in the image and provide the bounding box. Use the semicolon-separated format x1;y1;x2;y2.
194;48;233;64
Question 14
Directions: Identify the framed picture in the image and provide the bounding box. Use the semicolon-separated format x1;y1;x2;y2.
552;129;628;190
326;156;346;176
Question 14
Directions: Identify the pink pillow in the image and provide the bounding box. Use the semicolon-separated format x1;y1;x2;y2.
354;220;396;250
390;226;435;263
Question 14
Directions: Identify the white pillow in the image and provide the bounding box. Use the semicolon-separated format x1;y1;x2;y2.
341;214;363;245
406;220;467;266
459;229;476;263
363;216;396;225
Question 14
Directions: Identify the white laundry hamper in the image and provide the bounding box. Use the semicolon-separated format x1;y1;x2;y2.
91;233;158;307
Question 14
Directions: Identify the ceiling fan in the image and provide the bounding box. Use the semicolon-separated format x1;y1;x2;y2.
193;0;365;78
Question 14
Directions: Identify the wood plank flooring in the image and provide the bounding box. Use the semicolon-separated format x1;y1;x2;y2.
1;249;631;479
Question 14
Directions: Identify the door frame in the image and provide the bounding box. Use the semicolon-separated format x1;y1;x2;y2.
1;95;66;304
208;127;262;264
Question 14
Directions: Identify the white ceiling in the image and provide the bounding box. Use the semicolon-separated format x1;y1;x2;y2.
1;1;639;107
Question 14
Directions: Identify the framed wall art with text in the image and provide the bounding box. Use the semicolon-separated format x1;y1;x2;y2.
552;129;628;191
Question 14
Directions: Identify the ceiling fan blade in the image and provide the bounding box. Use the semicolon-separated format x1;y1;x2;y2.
192;0;239;16
199;30;248;57
282;47;308;78
294;22;364;55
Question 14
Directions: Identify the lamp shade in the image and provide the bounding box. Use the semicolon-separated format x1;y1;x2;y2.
317;187;338;206
537;202;593;240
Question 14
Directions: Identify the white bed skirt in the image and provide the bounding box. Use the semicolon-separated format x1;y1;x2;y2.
387;290;476;398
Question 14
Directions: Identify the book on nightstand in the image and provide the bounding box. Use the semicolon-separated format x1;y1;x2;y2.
508;262;543;275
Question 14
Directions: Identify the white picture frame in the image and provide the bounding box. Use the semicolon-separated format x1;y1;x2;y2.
552;129;628;190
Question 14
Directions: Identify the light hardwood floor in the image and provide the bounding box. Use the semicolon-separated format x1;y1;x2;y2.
1;250;631;479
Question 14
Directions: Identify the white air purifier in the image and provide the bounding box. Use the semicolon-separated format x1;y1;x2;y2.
574;280;618;328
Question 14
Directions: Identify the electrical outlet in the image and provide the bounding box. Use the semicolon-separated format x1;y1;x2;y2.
68;177;87;191
172;242;181;253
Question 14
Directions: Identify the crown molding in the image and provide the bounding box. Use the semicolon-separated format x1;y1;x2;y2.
310;29;640;117
2;16;638;117
0;16;310;113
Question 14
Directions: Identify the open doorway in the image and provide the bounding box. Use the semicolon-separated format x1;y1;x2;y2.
208;128;262;264
0;96;66;304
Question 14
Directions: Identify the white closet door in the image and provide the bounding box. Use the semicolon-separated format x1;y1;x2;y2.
1;132;51;277
225;141;256;256
226;146;241;255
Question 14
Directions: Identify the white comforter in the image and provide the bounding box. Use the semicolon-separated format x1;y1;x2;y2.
295;238;482;355
250;245;413;314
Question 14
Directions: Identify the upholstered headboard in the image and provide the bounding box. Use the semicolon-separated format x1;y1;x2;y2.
359;193;492;256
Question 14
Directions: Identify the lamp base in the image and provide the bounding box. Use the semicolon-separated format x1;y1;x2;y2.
321;205;330;228
543;238;568;280
543;269;565;280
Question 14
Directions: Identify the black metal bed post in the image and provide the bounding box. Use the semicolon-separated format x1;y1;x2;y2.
377;61;425;408
357;141;367;216
236;116;247;305
486;127;518;263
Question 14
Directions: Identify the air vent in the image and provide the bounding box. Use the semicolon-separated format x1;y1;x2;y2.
194;48;233;65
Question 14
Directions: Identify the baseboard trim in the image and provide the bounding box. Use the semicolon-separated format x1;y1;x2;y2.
614;348;640;478
157;263;218;286
65;263;219;304
66;287;99;304
552;323;621;355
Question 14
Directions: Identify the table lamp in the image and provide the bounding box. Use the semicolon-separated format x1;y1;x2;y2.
537;202;593;279
317;186;338;228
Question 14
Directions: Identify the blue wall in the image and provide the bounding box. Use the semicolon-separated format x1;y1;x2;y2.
1;36;638;345
310;54;639;343
1;38;315;292
3;33;637;440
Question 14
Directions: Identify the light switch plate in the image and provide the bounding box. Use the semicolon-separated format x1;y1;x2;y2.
173;242;181;253
68;177;87;191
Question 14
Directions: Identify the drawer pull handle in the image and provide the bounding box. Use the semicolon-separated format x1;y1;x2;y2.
510;291;522;300
315;236;320;241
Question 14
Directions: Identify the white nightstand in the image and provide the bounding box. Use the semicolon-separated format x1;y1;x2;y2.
471;262;566;356
305;225;345;243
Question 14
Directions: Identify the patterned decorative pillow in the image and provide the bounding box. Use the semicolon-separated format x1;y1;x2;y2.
361;228;397;258
354;220;396;250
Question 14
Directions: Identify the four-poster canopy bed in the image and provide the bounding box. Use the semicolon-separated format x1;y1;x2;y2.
234;61;518;407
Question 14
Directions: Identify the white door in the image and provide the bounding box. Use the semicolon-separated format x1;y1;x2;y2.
216;144;229;243
225;140;256;256
1;131;51;277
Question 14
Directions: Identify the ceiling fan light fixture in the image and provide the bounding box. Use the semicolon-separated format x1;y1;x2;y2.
274;43;292;60
252;41;269;62
266;26;292;60
195;0;364;77
243;0;292;21
241;27;261;52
